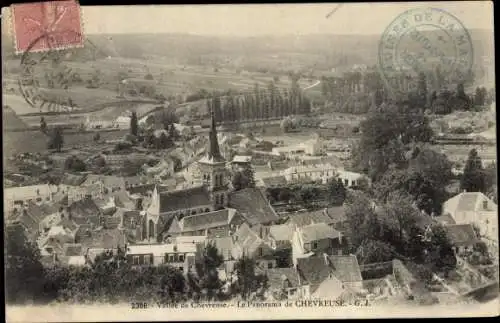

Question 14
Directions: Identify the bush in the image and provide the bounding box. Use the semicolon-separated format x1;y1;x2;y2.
64;156;87;172
114;141;133;152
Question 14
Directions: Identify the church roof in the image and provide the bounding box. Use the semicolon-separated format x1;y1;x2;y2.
158;186;211;213
180;208;238;233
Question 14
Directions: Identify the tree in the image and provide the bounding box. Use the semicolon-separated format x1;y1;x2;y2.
352;107;433;181
474;87;486;107
356;239;396;265
159;132;171;149
168;124;179;141
484;162;497;202
453;82;472;111
130;111;138;136
233;254;267;300
344;190;378;249
232;167;256;191
64;155;87;172
280;116;295;133
327;178;346;206
416;71;428;110
379;190;423;249
48;126;64;152
6;225;46;304
461;149;486;192
40;117;47;134
161;110;179;129
93;155;106;169
191;243;224;301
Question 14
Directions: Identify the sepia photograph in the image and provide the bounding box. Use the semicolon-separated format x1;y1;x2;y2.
3;1;498;321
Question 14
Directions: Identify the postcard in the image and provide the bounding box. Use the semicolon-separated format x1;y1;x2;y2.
3;1;498;321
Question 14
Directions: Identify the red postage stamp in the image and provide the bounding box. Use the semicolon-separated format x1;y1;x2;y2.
11;0;84;53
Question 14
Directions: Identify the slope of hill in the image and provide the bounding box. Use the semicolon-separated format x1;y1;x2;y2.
2;105;31;131
3;106;48;163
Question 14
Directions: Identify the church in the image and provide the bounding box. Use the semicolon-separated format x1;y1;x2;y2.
140;108;279;242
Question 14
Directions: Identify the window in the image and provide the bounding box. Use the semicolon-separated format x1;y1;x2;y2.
259;248;263;257
191;210;196;215
312;242;318;249
36;197;42;202
268;262;273;269
178;266;184;271
220;194;224;205
144;255;151;265
133;256;139;265
168;254;175;263
179;254;185;262
344;179;349;186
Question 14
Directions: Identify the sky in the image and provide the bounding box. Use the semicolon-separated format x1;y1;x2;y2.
1;2;493;37
80;2;493;36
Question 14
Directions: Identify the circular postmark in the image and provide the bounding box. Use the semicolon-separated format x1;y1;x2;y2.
378;7;473;96
18;30;97;113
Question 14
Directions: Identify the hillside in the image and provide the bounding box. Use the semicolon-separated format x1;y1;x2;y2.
2;105;31;131
2;30;493;69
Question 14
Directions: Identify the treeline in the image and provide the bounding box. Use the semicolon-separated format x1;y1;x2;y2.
6;225;268;305
320;65;493;115
207;78;311;124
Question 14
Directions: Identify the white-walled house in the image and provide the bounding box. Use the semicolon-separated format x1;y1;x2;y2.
281;163;337;184
442;192;498;248
126;242;200;275
5;184;54;213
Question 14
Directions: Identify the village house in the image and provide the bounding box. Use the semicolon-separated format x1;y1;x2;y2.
337;170;368;188
228;188;280;226
264;267;301;300
295;254;364;301
286;207;348;232
81;175;128;193
360;259;417;300
37;223;79;258
126;242;200;275
7;201;63;241
231;155;252;172
166;208;245;239
442;192;498;248
292;223;345;266
258;175;288;188
231;223;277;269
443;224;482;254
5;184;55;213
281;163;337;184
272;137;323;157
268;224;294;250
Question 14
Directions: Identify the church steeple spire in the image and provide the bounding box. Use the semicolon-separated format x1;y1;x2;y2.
206;103;224;163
